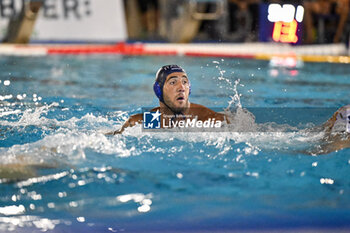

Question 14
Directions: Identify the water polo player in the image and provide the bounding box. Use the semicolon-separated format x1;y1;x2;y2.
108;65;350;155
110;64;228;134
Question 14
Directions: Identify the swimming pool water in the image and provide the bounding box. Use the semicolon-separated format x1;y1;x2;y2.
0;55;350;232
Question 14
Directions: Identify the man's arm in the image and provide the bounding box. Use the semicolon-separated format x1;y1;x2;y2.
106;107;160;135
105;113;143;135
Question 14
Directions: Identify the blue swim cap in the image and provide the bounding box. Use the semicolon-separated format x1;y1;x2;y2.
153;65;190;102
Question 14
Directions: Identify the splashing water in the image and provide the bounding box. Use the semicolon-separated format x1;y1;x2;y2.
1;56;349;232
0;60;333;169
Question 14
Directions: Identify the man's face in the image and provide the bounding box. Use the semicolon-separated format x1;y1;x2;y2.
162;72;190;113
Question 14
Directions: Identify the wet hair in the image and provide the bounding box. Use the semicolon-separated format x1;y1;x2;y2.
153;65;189;102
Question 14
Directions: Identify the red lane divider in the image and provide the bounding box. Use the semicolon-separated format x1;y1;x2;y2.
47;42;146;55
45;42;254;58
185;52;255;59
47;43;180;56
5;43;350;63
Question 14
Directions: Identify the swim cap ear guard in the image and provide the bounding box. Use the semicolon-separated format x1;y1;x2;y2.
153;65;191;103
153;81;164;102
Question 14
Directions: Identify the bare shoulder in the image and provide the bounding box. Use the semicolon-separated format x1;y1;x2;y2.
190;103;216;112
190;103;226;121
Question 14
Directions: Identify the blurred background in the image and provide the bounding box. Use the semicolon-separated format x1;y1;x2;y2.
125;0;350;45
1;2;350;232
0;0;349;48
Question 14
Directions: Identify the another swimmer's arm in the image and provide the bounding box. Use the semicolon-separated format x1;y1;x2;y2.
312;106;350;154
322;111;338;133
321;105;350;133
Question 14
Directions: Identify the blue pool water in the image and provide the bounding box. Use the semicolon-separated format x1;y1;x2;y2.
0;55;350;232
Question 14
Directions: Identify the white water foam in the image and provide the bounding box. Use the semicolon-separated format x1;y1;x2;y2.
0;66;335;170
1;105;324;167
